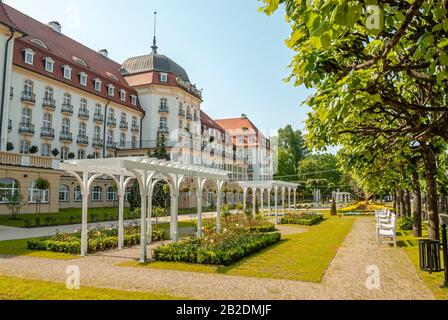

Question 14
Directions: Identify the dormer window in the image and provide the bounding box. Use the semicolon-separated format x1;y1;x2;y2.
160;73;168;83
131;95;137;106
24;49;35;65
94;78;102;91
79;72;88;86
63;65;72;80
44;57;54;73
107;85;115;97
120;90;126;101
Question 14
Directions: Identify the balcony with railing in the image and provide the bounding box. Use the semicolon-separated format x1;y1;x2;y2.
59;131;73;142
159;106;169;114
178;109;185;118
106;141;117;149
194;114;199;122
158;127;169;134
0;151;57;169
186;113;192;121
40;127;55;139
78;109;90;120
131;124;140;133
18;123;35;135
21;91;36;104
93;113;104;123
107;117;117;127
42;98;56;110
92;138;104;148
77;135;89;145
119;121;129;130
61;103;74;115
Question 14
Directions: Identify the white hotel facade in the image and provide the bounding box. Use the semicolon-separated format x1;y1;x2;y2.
0;3;273;214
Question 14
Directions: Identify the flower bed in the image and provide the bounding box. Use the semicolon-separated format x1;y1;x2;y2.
280;213;324;226
27;226;168;255
154;230;281;266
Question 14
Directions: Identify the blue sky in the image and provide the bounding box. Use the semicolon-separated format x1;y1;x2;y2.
6;0;311;136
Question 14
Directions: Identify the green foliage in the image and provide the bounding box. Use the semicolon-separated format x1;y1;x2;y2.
29;146;38;154
6;142;13;151
281;213;324;226
127;180;140;211
5;192;27;219
34;178;50;190
398;216;414;231
154;231;281;266
151;133;170;160
330;198;337;216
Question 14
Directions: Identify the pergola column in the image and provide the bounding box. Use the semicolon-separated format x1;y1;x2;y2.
252;187;257;218
260;189;265;213
117;175;126;250
243;187;248;210
170;190;179;242
147;191;153;242
282;187;285;217
216;179;224;232
267;188;272;217
293;189;297;213
288;188;291;214
196;177;206;238
139;172;149;263
274;187;279;224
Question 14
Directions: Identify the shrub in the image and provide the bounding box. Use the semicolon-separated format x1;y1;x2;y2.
281;213;323;226
398;216;414;231
34;215;41;227
6;142;13;151
24;219;32;228
29;146;39;154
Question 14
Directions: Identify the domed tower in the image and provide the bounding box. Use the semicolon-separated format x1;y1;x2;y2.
120;35;203;163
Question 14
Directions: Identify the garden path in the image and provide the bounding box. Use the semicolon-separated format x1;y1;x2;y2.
0;218;434;300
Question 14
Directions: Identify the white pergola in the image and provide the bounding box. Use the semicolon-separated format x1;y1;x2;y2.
238;181;300;224
60;157;230;262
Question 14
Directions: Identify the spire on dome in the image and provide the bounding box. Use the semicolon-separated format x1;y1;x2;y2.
151;11;158;53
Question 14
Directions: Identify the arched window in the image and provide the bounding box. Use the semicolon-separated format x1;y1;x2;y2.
44;86;54;99
28;180;49;203
63;93;71;105
79;122;86;136
59;185;69;202
91;186;102;201
62;118;70;133
21;107;32;125
20;140;30;154
107;187;117;201
43;113;52;129
41;143;51;157
0;178;20;203
24;79;33;93
74;186;82;202
160;98;168;110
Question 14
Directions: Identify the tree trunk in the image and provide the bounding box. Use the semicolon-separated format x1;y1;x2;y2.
393;188;398;214
410;165;422;237
422;145;439;241
397;189;405;217
404;189;412;217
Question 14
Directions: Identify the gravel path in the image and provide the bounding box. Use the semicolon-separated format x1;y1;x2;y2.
0;218;435;300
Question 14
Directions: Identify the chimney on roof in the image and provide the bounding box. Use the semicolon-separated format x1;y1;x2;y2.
48;21;62;33
98;49;109;58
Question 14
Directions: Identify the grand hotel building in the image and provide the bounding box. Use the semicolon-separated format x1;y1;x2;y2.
0;3;273;213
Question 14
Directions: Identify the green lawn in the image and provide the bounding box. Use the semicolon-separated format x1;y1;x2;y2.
122;215;355;283
398;226;448;300
0;221;195;259
0;207;207;228
0;275;187;300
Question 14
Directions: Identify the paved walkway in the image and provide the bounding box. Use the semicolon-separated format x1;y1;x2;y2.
0;218;434;300
0;212;219;241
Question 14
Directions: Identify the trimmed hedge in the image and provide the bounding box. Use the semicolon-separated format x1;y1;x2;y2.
247;223;276;233
154;232;281;266
27;228;168;254
280;214;323;226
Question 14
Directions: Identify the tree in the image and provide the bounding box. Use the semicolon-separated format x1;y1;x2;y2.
330;197;337;216
5;192;27;220
34;178;50;216
262;0;448;240
127;180;140;211
151;133;170;160
274;125;308;178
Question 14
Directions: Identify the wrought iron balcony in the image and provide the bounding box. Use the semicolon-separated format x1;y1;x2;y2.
93;113;104;123
21;91;36;104
92;138;104;148
40;127;55;139
131;124;140;133
107;117;117;127
106;141;117;149
158;127;169;134
119;121;129;130
77;135;89;145
186;113;192;121
178;110;185;117
59;131;73;142
78;109;90;119
42;98;56;110
159;106;169;113
19;123;35;135
61;103;74;115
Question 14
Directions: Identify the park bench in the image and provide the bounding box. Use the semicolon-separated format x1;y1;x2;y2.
376;210;397;247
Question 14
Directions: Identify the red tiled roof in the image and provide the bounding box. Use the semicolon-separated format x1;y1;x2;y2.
215;117;259;135
200;110;225;134
2;3;143;112
0;2;20;31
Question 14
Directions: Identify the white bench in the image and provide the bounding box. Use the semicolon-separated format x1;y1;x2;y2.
376;212;397;247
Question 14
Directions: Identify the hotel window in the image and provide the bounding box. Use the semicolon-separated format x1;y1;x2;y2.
92;186;102;201
63;93;71;105
108;108;115;119
61;147;69;160
131;95;137;105
94;126;101;140
79;122;86;136
120;90;126;101
74;186;82;202
94;79;102;91
179;120;183;129
238;137;244;145
93;151;100;159
62;118;70;133
107;85;115;96
43;113;52;129
22;107;32;125
63;65;72;80
41;143;51;157
95;104;102;116
44;86;54;99
79;72;88;86
121;112;126;123
77;149;86;159
24;49;35;65
160;98;168;110
107;187;117;201
19;140;30;154
80;98;87;110
132;116;137;127
120;133;126;147
160;117;167;128
59;185;69;202
28;180;49;204
131;136;137;148
44;57;54;72
160;73;168;83
107;130;114;143
24;79;33;94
